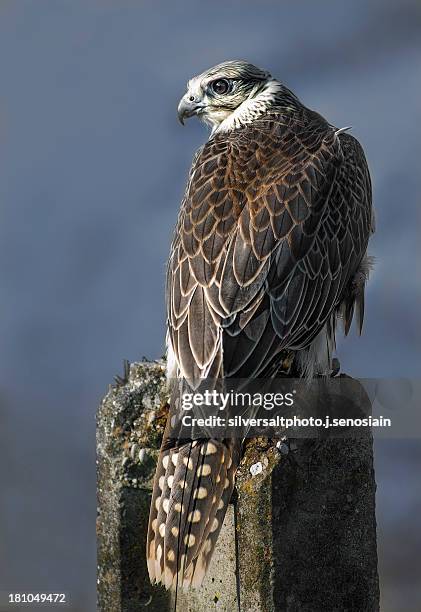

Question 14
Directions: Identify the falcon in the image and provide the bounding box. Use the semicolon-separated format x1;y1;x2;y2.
147;60;374;591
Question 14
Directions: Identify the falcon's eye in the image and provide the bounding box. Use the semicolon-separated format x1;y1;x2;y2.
210;79;231;95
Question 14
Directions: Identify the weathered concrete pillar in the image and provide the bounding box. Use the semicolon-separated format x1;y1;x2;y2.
236;436;379;611
97;361;379;612
96;361;171;611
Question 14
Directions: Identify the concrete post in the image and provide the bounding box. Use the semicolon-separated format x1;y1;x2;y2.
97;361;379;612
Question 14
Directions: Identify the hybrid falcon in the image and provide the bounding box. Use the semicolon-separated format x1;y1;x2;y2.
147;60;374;590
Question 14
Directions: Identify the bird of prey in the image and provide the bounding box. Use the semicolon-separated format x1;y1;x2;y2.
147;60;374;591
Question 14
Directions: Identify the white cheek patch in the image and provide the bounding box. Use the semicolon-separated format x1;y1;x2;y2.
215;79;283;135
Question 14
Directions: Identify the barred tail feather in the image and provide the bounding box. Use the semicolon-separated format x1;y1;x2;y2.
147;438;240;590
188;440;239;587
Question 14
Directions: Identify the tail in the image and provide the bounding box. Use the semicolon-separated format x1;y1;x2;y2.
147;436;240;590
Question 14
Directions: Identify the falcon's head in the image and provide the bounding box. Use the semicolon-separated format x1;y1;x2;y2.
177;60;281;134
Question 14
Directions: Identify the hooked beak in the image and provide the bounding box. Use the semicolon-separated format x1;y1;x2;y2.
177;94;204;125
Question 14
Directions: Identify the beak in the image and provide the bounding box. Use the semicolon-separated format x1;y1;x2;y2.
177;94;204;125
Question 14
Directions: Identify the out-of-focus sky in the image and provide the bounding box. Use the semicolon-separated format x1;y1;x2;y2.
0;1;420;610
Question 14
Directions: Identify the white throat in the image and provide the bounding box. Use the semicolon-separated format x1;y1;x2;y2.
211;79;282;137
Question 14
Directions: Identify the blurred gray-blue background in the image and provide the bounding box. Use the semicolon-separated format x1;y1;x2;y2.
0;1;420;610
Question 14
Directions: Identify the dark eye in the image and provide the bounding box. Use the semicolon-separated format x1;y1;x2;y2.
211;79;230;95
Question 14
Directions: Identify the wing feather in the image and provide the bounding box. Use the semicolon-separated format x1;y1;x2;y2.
166;110;372;382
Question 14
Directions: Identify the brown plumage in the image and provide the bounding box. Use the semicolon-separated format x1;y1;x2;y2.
147;60;374;591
